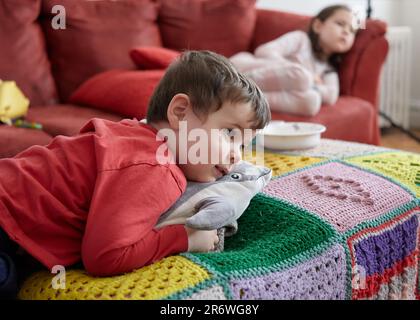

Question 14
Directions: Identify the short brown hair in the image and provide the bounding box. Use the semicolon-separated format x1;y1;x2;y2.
146;50;270;129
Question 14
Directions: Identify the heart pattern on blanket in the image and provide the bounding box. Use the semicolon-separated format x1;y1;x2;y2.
300;174;375;205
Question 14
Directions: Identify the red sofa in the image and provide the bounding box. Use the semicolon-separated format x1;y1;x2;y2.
0;0;388;158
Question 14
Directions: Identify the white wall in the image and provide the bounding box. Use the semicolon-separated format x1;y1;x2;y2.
257;0;420;125
399;0;420;111
257;0;399;24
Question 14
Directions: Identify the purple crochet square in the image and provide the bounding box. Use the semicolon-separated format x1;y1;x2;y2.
263;162;414;232
229;244;347;300
353;214;418;276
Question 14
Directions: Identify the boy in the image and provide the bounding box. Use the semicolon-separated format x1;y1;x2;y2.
0;50;270;297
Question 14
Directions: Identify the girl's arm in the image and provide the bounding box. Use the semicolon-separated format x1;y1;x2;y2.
315;71;339;106
254;30;307;60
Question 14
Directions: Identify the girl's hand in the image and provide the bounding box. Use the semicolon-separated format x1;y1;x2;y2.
314;74;324;85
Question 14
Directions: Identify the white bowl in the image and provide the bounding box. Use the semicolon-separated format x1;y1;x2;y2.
257;121;326;150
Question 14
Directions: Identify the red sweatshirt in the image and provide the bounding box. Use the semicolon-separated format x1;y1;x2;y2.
0;118;188;276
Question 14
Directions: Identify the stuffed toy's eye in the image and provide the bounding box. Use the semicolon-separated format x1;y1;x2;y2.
231;173;241;180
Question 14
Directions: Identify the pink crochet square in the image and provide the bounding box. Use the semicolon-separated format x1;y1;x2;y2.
263;162;415;232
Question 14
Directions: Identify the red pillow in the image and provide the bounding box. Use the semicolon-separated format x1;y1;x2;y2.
42;0;162;102
158;0;257;57
69;70;165;119
130;47;181;70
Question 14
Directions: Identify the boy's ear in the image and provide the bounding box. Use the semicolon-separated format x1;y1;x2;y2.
167;93;191;130
312;18;323;34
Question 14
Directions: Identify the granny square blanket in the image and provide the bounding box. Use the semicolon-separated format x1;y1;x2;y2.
18;139;420;300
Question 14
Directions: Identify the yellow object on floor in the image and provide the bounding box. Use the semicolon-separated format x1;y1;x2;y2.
0;80;30;125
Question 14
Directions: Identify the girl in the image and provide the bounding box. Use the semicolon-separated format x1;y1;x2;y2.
230;5;357;117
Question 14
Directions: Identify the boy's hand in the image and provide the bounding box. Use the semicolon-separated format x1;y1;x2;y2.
184;226;219;252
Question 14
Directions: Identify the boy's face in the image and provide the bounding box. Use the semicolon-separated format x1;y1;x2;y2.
174;100;257;182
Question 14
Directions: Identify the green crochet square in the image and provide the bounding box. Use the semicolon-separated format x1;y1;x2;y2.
344;152;420;197
185;193;336;277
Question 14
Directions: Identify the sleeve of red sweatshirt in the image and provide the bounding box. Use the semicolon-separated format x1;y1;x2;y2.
81;162;188;276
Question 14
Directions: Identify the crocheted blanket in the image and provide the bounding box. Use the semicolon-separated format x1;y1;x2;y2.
18;139;420;300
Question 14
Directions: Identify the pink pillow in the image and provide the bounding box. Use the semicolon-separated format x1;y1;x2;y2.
158;0;257;57
130;47;181;70
69;70;165;119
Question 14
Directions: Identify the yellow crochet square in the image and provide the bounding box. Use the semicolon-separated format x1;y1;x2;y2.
18;256;210;300
243;150;325;177
345;152;420;197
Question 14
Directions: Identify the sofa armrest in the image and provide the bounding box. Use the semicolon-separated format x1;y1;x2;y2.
339;19;389;108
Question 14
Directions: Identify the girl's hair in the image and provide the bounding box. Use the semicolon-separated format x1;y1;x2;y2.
308;4;354;70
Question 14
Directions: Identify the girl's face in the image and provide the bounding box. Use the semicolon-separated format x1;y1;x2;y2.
313;9;356;56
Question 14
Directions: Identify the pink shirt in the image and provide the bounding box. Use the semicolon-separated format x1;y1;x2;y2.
254;30;340;105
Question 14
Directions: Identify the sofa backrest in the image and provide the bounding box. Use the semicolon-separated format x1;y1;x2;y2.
1;0;259;107
0;1;387;109
0;0;58;107
157;0;257;58
41;0;162;103
251;9;311;51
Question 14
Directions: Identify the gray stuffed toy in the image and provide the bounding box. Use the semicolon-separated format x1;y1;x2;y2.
155;161;272;251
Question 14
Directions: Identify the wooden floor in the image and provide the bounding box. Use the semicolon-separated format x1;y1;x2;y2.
380;127;420;153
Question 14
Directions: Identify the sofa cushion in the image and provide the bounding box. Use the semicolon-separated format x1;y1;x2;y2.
41;0;162;102
69;70;164;120
0;126;52;158
26;104;124;137
270;96;375;144
0;0;58;106
130;47;180;70
158;0;257;57
251;9;310;51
